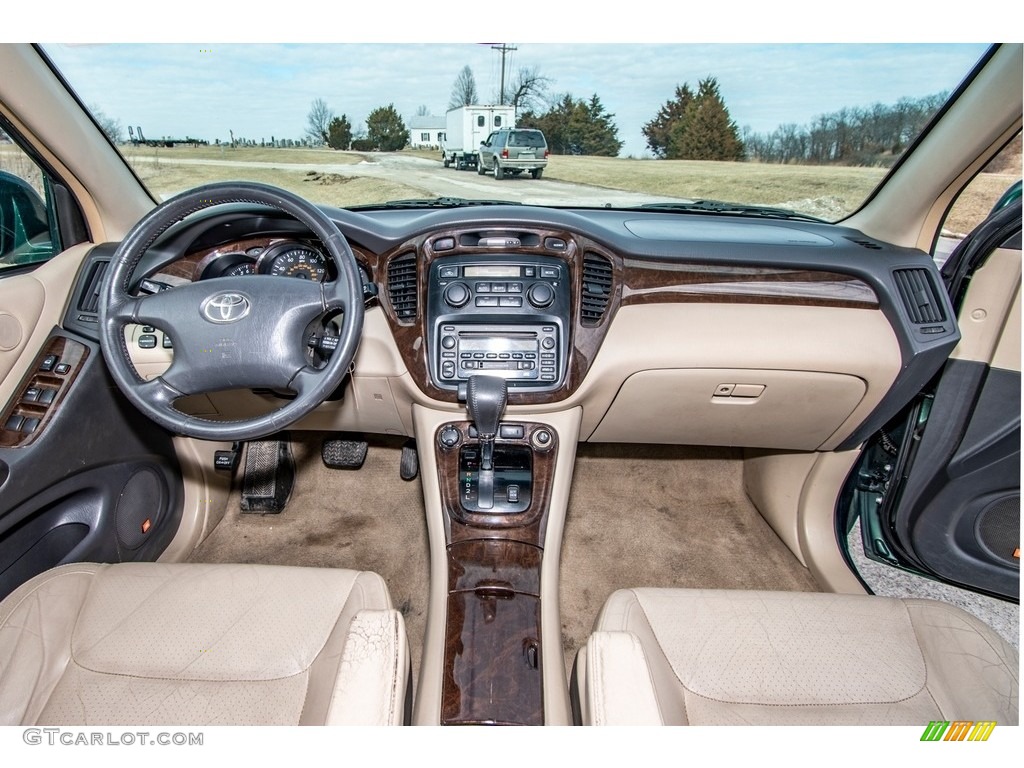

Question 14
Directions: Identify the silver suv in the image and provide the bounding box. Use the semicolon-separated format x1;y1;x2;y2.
478;128;549;179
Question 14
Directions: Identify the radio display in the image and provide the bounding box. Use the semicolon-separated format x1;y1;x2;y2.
464;265;521;278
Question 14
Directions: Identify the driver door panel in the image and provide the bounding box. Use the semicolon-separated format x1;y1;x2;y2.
0;248;183;600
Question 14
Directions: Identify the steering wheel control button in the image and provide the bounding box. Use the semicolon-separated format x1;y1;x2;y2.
162;335;174;349
201;292;252;324
138;334;157;349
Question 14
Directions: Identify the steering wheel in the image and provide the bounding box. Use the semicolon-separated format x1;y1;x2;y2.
99;181;364;441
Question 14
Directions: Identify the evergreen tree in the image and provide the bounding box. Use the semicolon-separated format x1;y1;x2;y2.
519;93;622;157
669;78;744;161
327;115;352;150
642;84;693;158
365;105;408;152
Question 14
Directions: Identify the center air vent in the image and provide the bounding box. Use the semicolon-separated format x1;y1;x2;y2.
387;253;418;322
580;253;613;326
893;268;946;324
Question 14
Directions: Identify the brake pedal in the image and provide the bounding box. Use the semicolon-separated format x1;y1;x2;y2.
400;440;418;481
240;440;294;513
322;437;368;470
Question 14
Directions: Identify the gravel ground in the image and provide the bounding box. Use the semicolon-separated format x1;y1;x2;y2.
847;520;1019;649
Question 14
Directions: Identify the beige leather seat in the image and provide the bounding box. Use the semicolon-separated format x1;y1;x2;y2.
575;588;1019;725
0;562;409;725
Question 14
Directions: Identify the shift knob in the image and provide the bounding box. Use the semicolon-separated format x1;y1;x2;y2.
466;375;507;440
466;375;507;473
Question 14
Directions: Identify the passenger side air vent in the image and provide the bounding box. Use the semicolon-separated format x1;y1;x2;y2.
580;253;613;326
893;268;946;324
77;259;110;314
387;252;418;322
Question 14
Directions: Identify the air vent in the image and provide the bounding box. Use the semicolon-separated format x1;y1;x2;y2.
386;252;418;321
580;253;613;326
893;268;946;324
77;259;110;314
845;236;883;250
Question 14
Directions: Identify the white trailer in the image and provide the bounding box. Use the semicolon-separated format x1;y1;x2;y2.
441;105;515;170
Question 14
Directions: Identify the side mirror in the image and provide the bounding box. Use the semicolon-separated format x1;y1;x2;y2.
0;170;50;264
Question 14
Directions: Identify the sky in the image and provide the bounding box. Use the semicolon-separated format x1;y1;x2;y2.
41;41;990;158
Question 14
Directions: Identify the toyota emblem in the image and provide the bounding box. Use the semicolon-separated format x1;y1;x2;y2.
201;292;251;323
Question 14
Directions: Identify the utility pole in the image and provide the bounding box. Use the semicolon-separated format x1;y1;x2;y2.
491;43;517;105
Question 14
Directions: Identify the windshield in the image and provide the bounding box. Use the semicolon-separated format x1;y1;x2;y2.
41;43;990;220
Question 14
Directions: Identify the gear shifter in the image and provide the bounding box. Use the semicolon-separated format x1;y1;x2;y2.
465;375;507;509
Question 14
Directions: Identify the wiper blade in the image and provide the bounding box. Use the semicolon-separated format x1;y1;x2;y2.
350;197;522;210
637;200;825;222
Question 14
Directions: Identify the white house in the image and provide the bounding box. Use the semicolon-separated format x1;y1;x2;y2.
408;115;446;149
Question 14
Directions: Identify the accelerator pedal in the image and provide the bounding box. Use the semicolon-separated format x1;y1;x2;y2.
400;439;419;481
322;436;368;470
240;439;295;513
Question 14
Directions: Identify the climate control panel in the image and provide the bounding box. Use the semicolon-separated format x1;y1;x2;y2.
427;255;571;392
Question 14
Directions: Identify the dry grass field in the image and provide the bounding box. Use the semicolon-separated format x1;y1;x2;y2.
5;143;1019;236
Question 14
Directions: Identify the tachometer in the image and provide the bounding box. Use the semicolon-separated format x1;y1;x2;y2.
265;245;328;282
198;252;257;280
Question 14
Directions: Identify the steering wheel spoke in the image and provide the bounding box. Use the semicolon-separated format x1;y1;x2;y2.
99;182;364;441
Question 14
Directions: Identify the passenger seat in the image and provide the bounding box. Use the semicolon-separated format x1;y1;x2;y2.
573;588;1018;725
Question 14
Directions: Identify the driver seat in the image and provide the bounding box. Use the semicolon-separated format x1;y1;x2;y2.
0;562;409;725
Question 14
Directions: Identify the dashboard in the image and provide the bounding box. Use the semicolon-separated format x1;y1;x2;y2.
61;203;960;453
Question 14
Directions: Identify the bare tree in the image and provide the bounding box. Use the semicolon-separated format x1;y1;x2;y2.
448;66;478;110
89;105;123;143
415;104;431;117
305;98;334;145
504;67;551;114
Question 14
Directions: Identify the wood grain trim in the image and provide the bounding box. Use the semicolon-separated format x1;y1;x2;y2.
434;421;559;547
621;261;879;309
0;336;89;448
441;590;543;725
448;539;542;596
380;228;622;405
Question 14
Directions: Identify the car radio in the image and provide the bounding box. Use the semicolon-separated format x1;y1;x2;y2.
427;255;571;392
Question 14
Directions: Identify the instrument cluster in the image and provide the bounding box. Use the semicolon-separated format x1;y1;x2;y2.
198;241;330;282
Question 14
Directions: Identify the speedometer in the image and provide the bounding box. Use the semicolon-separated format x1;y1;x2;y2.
266;246;328;282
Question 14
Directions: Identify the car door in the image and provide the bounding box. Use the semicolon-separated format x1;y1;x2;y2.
0;117;182;601
479;131;498;169
844;171;1021;601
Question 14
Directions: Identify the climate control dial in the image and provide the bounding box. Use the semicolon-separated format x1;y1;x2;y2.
444;282;471;308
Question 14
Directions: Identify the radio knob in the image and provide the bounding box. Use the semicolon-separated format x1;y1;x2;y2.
527;283;554;308
441;335;456;349
444;282;470;308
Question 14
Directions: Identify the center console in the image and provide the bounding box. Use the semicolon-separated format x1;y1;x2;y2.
427;255;572;392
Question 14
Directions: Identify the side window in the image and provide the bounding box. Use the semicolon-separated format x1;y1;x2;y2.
935;132;1021;265
494;115;502;128
477;115;485;128
0;126;60;272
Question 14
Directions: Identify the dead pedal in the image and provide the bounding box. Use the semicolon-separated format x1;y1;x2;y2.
322;437;368;470
400;440;418;481
240;439;294;513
